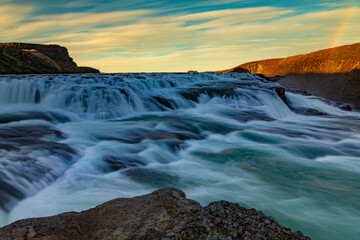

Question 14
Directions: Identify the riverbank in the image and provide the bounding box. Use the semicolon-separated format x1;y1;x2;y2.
276;70;360;110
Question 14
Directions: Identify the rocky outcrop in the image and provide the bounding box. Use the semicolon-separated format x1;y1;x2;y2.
231;66;250;73
278;69;360;109
0;43;99;74
0;188;310;240
223;42;360;76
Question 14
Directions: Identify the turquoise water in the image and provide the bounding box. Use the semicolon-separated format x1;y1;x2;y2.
0;73;359;239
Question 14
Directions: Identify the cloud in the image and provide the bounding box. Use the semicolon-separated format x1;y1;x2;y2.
318;2;358;8
2;9;154;40
1;2;359;72
0;4;35;31
78;45;297;73
174;7;291;22
62;0;94;8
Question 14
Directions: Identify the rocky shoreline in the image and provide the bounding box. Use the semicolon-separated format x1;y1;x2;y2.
0;188;310;240
277;70;360;110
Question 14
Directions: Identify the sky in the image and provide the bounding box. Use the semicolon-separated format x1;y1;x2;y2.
1;0;359;72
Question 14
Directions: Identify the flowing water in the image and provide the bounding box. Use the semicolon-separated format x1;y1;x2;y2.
0;73;359;239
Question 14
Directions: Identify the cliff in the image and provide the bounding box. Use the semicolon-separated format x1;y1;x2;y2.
0;188;310;240
0;43;99;74
224;42;360;76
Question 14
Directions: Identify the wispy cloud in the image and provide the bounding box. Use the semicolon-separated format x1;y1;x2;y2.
0;4;35;31
317;2;358;8
1;1;359;72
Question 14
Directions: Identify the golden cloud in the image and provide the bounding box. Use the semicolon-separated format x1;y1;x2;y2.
1;4;359;72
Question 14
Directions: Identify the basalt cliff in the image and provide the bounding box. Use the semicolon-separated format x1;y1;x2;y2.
223;42;360;76
0;43;99;74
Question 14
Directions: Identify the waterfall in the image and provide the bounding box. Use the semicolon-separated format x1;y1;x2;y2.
0;73;360;240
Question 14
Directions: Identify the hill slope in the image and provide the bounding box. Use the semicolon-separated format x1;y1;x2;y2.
224;42;360;76
0;43;99;74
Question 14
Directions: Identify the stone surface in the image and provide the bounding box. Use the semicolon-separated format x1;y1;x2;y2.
0;188;311;240
275;87;287;105
278;70;360;109
231;66;250;73
0;42;99;74
223;42;360;76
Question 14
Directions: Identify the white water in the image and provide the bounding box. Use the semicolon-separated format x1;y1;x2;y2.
0;73;359;239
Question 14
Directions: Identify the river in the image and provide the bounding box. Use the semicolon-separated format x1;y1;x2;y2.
0;72;359;239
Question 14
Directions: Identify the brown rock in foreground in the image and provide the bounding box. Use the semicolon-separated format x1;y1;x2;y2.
223;42;360;76
0;188;310;240
0;42;99;74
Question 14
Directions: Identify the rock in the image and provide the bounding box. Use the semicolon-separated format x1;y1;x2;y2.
292;108;327;116
222;42;360;76
0;124;76;211
256;73;270;80
231;66;250;73
78;66;101;73
275;87;288;105
153;96;174;110
339;104;352;111
0;188;311;240
0;42;100;74
180;81;257;102
278;70;360;110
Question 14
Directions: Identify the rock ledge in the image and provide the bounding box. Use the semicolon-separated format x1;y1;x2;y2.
0;188;310;240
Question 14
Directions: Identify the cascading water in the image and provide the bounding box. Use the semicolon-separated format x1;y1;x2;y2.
0;72;359;240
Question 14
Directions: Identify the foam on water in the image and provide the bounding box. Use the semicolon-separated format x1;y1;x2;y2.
0;73;360;240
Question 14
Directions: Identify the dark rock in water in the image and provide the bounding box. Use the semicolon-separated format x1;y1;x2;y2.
339;104;352;111
0;188;311;240
0;143;19;151
0;124;76;211
275;87;288;105
220;108;274;123
0;42;100;74
292;108;327;116
0;180;27;211
268;75;283;81
104;155;144;171
153;96;174;110
180;81;257;102
124;170;180;188
256;73;270;80
0;111;71;124
0;125;65;139
231;66;250;73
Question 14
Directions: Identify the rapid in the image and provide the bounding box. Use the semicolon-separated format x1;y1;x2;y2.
0;72;359;240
